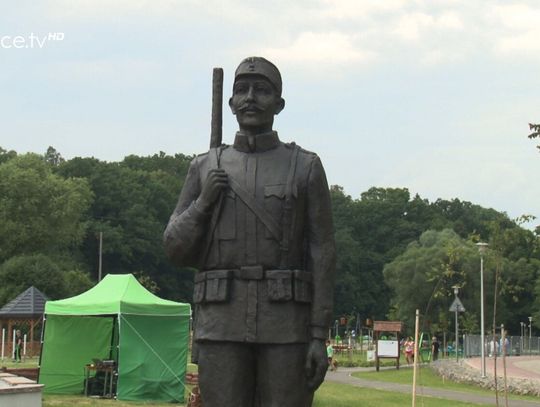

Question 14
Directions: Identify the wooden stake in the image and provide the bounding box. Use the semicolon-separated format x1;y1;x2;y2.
501;324;508;407
412;309;420;407
493;262;500;406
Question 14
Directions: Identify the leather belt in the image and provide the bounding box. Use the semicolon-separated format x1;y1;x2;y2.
195;267;311;282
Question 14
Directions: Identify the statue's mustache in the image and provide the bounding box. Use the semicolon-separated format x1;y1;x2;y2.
238;104;264;113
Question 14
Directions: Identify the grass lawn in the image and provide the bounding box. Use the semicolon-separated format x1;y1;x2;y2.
333;350;406;368
313;381;487;406
42;382;486;407
14;356;535;406
352;365;540;402
0;356;40;369
4;358;195;406
43;395;185;406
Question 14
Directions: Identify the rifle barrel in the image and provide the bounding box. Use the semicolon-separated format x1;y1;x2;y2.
210;67;223;148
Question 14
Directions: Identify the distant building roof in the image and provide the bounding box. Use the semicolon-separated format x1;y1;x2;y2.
0;286;48;318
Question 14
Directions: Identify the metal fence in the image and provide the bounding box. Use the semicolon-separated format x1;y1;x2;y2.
463;334;540;357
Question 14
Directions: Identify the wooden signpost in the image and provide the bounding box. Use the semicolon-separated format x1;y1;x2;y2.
374;320;403;371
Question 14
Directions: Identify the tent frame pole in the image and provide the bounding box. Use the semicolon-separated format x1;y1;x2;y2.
116;313;121;399
37;315;47;383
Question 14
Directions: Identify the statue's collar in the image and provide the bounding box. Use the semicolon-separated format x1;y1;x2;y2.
233;131;280;153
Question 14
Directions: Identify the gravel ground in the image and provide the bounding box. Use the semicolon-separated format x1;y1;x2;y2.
431;358;540;397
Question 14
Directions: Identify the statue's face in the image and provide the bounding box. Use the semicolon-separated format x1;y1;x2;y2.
229;74;284;132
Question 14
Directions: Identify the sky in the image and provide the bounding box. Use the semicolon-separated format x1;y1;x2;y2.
2;0;540;230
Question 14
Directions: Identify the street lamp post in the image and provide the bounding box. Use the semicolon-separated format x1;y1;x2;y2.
529;316;533;355
476;242;488;378
520;322;525;354
453;285;460;362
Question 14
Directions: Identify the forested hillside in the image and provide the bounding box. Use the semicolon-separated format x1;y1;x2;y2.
1;146;539;336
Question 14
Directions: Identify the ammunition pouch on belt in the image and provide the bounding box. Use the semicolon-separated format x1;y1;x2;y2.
266;270;293;302
193;267;312;304
194;269;232;304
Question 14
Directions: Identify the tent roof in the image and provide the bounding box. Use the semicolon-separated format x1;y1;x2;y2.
45;274;190;316
0;286;48;318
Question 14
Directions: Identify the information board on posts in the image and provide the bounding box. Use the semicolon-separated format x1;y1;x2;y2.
377;340;399;357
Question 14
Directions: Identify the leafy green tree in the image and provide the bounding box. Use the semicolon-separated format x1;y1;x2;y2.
122;151;192;178
0;154;93;262
55;153;194;302
330;186;443;321
44;146;65;167
134;271;160;294
3;146;536;330
0;147;17;165
383;229;485;334
0;254;91;304
330;187;389;320
497;257;540;332
484;216;540;332
383;227;540;336
333;227;384;318
432;198;513;239
63;269;94;296
460;312;478;334
354;187;427;260
534;279;540;331
486;215;539;262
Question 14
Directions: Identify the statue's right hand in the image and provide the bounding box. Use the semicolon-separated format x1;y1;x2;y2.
198;169;228;212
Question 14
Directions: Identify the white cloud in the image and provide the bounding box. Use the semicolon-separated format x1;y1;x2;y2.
437;11;464;30
316;0;407;19
489;4;540;55
45;0;273;22
497;31;540;54
3;0;540;227
46;0;166;18
393;12;435;42
41;58;170;88
491;4;540;30
392;11;464;42
36;0;540;69
420;49;457;66
262;31;375;66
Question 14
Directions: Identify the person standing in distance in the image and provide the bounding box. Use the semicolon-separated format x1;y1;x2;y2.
164;57;336;407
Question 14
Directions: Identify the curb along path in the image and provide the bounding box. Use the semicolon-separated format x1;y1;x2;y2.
324;367;540;406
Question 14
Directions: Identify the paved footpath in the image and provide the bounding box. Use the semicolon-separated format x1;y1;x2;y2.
325;365;540;406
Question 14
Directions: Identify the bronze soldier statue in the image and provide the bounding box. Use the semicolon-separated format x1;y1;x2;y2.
164;57;336;407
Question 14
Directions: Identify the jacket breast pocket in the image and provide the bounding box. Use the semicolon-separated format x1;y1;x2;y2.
216;190;236;240
263;184;285;239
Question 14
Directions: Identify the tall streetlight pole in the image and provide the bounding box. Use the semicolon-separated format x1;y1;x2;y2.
476;242;488;378
520;322;525;354
529;316;533;355
453;285;460;362
98;231;103;282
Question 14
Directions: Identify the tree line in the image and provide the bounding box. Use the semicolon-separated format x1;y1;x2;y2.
1;146;539;337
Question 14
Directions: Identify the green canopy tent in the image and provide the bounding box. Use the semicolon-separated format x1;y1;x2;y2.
38;274;191;402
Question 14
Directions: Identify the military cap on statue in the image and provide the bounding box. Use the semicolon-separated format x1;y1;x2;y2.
234;56;282;95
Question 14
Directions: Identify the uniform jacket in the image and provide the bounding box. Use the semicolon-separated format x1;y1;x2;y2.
164;131;336;344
